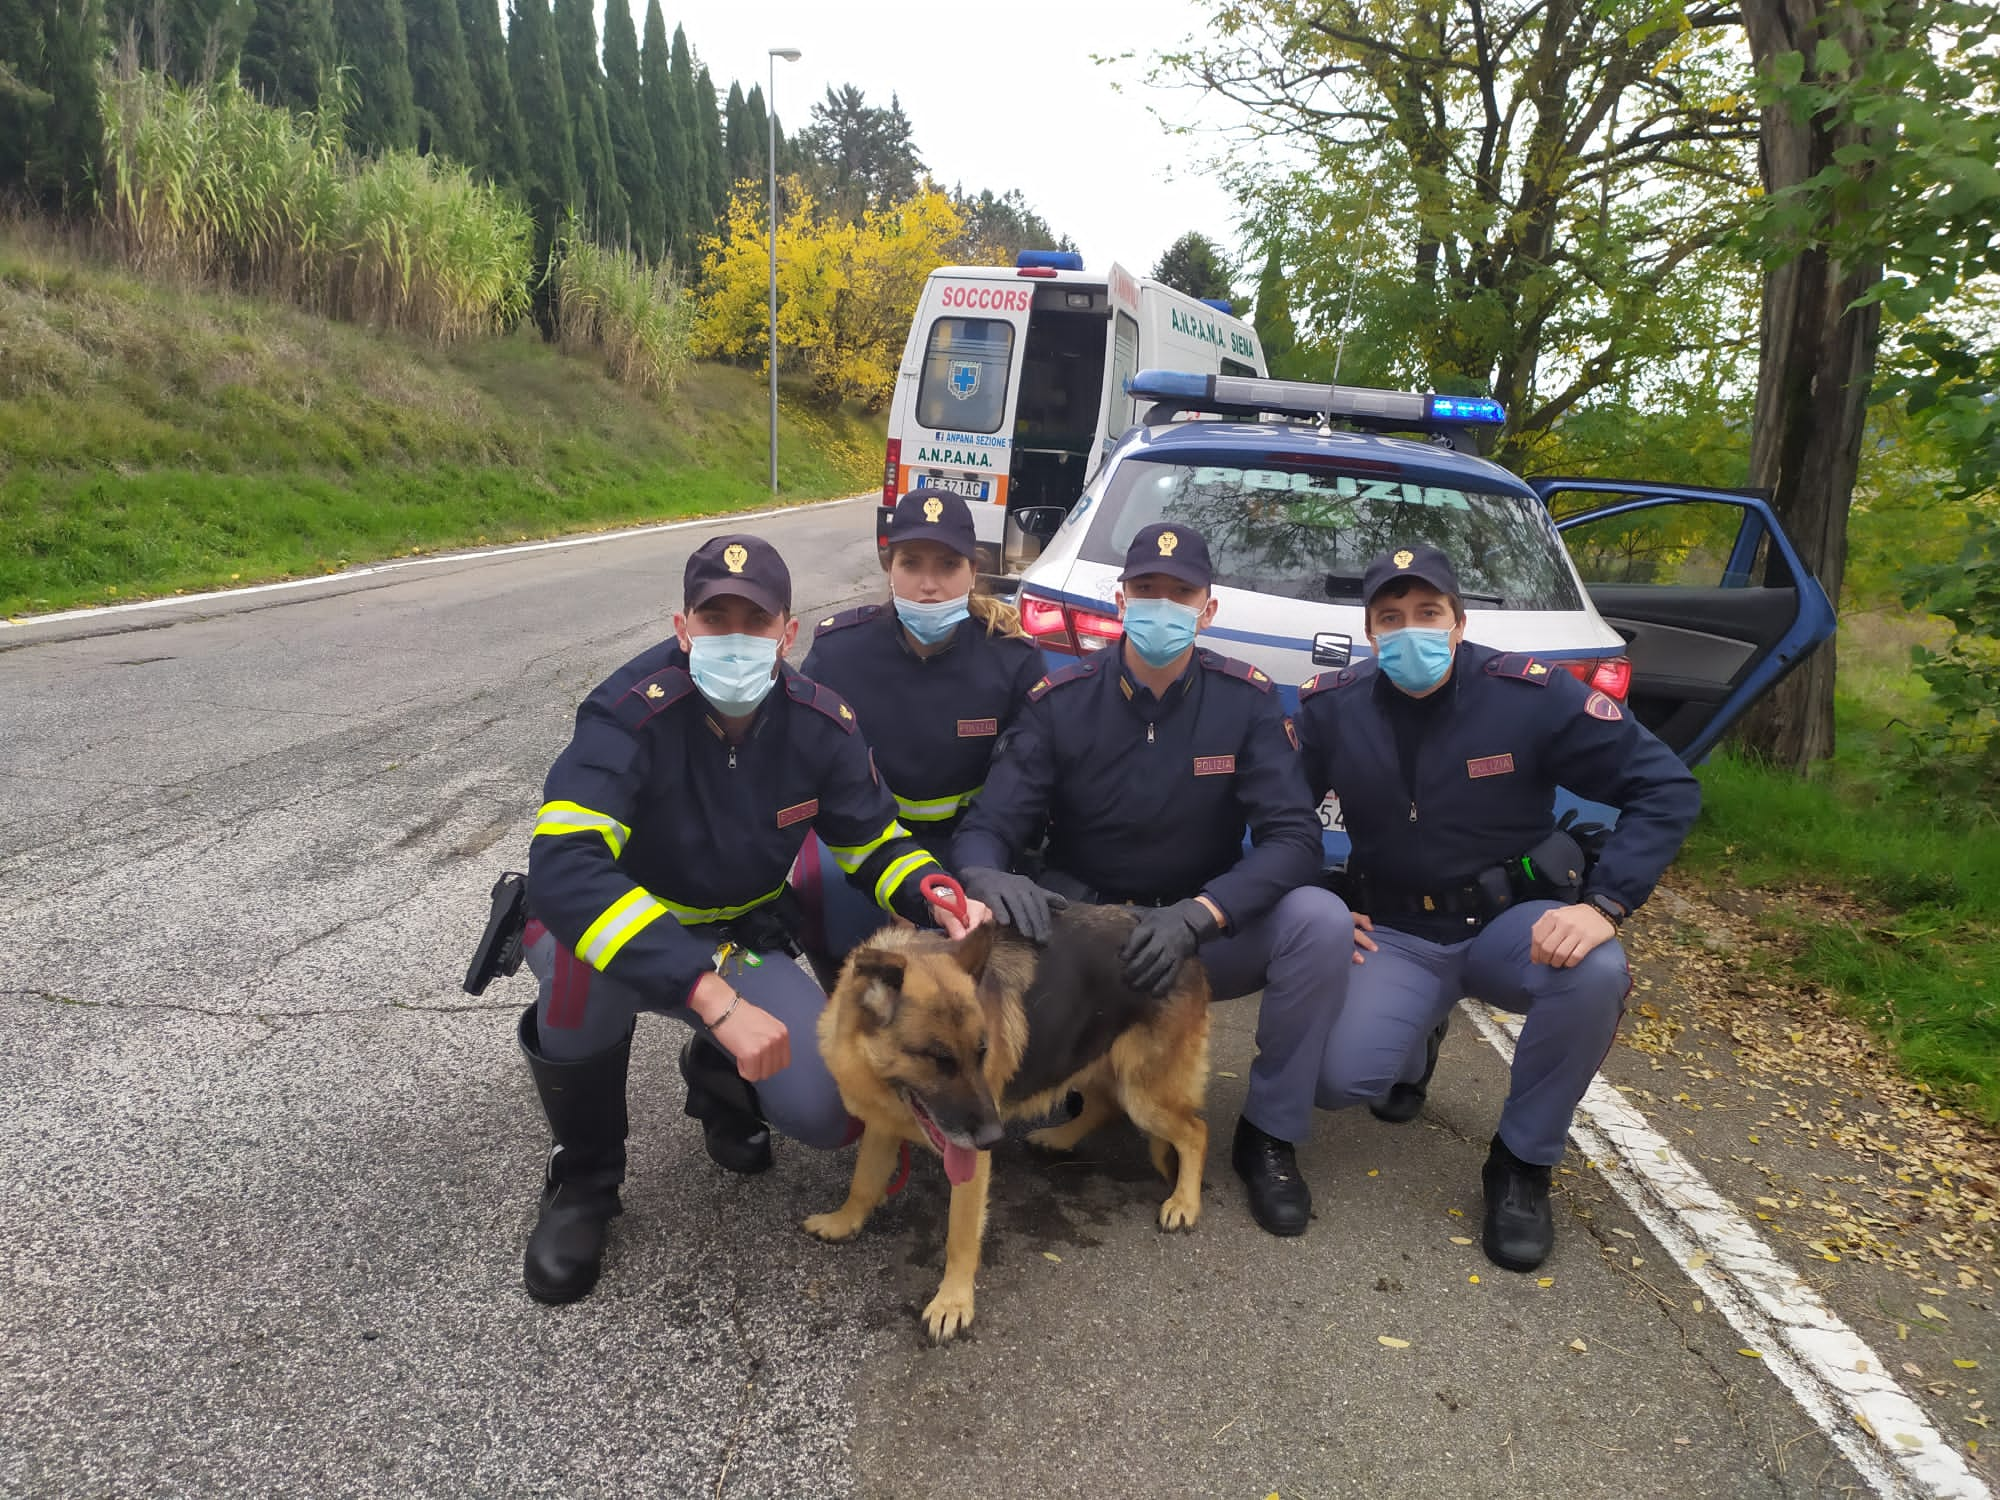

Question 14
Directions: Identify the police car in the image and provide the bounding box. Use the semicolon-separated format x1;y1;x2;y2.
1012;370;1836;853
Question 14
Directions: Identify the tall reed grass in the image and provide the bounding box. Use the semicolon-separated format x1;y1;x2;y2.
549;216;695;393
99;65;531;340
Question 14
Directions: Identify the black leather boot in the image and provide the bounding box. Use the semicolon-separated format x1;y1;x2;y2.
1371;1015;1449;1124
1231;1117;1312;1237
518;1007;629;1305
679;1034;773;1174
1481;1135;1556;1272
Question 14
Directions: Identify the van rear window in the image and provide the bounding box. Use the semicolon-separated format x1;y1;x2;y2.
1086;456;1583;612
917;317;1014;434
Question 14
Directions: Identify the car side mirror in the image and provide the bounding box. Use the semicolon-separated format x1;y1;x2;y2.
1011;506;1068;540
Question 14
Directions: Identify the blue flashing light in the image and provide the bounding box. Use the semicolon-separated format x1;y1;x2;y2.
1427;394;1506;425
1127;370;1212;401
1198;297;1236;315
1016;249;1085;271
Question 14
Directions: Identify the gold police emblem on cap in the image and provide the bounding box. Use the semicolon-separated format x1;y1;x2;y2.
723;543;748;574
1394;548;1414;568
1158;530;1180;557
922;497;944;523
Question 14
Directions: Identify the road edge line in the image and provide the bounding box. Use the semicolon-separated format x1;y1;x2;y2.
1462;1000;1989;1500
0;492;876;630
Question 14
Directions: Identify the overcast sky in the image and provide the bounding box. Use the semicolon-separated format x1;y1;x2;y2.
636;0;1253;280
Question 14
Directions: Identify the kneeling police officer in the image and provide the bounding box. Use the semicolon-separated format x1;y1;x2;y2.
1295;545;1700;1272
517;533;985;1304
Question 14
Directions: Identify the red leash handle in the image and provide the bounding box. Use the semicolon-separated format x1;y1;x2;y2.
921;872;970;930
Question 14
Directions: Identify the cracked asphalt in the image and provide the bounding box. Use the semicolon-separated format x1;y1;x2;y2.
1;498;1873;1499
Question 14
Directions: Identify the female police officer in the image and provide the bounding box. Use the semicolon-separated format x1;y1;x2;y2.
1295;544;1699;1272
517;532;987;1305
798;487;1043;957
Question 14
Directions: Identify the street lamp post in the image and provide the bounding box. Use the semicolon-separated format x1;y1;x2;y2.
768;47;801;494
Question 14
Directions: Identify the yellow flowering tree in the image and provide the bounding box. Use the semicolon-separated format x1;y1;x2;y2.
696;178;962;410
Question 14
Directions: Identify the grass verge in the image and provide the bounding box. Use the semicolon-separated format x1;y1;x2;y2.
1677;615;2000;1124
1;228;883;617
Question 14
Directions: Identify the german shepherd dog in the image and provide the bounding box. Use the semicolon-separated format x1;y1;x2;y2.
805;907;1211;1342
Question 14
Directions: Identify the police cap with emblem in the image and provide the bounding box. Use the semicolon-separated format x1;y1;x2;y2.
1120;521;1214;590
881;486;979;564
1362;543;1461;608
685;532;791;616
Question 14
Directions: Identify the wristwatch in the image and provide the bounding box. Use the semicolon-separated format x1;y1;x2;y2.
1585;893;1628;927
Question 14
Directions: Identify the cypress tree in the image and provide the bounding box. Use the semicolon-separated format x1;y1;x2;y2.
457;0;527;187
741;82;769;188
405;0;480;162
241;0;335;110
552;0;623;241
640;0;687;265
695;63;725;220
335;0;419;152
0;0;105;212
105;0;252;82
667;26;709;232
507;0;577;251
602;0;663;261
723;78;749;193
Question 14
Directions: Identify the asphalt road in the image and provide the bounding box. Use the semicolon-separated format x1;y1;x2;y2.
0;497;1879;1498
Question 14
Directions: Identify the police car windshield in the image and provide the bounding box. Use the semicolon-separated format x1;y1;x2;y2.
1089;456;1584;612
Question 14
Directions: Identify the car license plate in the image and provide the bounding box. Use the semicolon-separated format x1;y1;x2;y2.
923;474;990;502
1316;792;1345;832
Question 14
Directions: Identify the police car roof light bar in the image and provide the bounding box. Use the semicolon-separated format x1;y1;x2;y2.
1127;370;1507;436
1016;249;1085;272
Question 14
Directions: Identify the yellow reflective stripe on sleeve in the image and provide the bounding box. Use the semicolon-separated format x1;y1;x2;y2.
533;800;632;859
824;820;911;875
577;887;668;970
873;850;936;910
892;786;981;822
658;881;789;925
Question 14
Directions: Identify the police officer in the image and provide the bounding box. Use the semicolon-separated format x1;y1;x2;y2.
518;533;987;1305
799;487;1043;956
953;522;1356;1237
1295;544;1700;1272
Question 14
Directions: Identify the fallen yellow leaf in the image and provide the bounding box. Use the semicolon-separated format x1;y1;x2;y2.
1855;1410;1878;1439
1217;1070;1239;1079
1687;1250;1709;1270
1537;1277;1555;1288
1569;1338;1588;1353
1692;1299;1704;1313
1450;1236;1473;1246
1042;1252;1062;1263
1895;1434;1923;1450
1968;1439;1979;1457
1739;1349;1763;1359
1919;1303;1950;1322
1899;1324;1910;1341
1378;1336;1411;1349
1469;1275;1481;1285
1367;1169;1379;1177
1955;1359;1980;1370
1448;1208;1464;1217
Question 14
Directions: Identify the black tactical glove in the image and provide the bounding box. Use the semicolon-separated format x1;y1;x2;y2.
960;868;1068;946
1119;899;1221;996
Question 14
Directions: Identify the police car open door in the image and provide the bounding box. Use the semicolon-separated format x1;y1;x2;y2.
1533;480;1836;763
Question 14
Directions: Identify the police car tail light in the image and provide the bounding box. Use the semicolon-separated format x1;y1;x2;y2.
1020;594;1071;648
881;438;901;508
1071;605;1124;651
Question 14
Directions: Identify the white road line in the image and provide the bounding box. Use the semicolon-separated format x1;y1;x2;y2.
0;493;877;630
1462;1001;1989;1500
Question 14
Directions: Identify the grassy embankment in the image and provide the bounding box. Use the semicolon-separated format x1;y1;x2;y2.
0;231;885;618
1678;613;2000;1124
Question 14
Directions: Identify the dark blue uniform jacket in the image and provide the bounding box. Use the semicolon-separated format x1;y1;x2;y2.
953;647;1323;926
801;604;1043;843
528;640;944;1003
1295;642;1700;916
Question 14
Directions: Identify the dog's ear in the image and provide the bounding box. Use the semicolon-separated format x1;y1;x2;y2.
951;920;997;980
850;948;906;1024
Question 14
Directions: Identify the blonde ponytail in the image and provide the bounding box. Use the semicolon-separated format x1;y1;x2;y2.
968;590;1029;641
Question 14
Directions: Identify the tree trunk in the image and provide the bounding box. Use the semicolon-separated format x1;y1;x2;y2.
1737;0;1887;769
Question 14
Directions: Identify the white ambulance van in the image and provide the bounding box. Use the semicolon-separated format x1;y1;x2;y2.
876;251;1268;583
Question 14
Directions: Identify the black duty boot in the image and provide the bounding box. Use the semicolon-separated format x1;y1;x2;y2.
1481;1135;1556;1272
1231;1117;1312;1237
679;1034;773;1174
518;1007;630;1305
1371;1015;1449;1125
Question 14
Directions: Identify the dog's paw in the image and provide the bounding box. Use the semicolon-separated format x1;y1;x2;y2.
1158;1192;1201;1233
803;1209;865;1242
922;1285;976;1342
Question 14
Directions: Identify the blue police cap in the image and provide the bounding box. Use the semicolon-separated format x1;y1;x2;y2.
1362;544;1460;608
685;533;791;616
1120;522;1213;589
882;486;979;563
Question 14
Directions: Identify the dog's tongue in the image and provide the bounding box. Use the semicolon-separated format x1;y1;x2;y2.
942;1141;979;1186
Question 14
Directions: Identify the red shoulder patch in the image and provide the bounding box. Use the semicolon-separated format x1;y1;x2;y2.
1584;690;1624;722
786;673;858;732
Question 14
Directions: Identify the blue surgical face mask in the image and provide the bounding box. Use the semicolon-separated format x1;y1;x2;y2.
894;593;971;646
1122;596;1203;667
686;632;781;716
1374;627;1456;694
